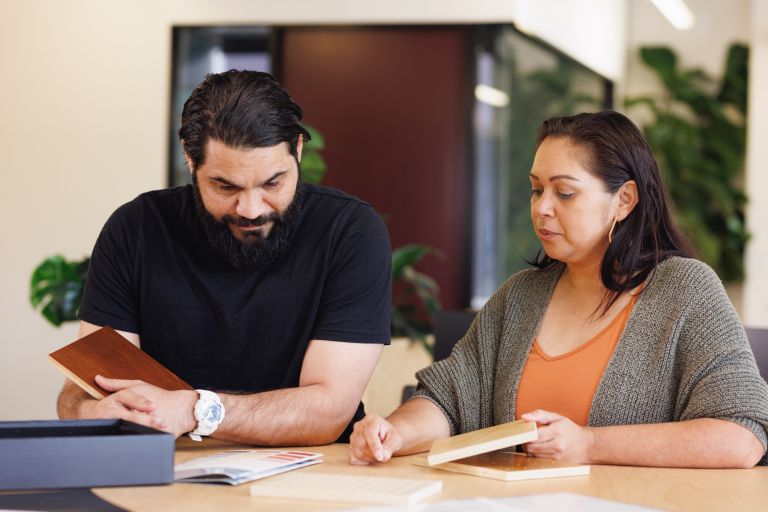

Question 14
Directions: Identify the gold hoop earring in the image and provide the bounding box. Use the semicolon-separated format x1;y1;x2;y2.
608;217;618;243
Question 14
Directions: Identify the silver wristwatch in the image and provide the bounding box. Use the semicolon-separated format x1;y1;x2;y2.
188;389;225;442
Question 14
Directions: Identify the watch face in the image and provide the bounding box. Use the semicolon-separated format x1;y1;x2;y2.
204;403;222;424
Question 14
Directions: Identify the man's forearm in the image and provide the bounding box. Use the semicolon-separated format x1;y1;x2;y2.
215;384;355;446
57;381;92;419
587;418;765;468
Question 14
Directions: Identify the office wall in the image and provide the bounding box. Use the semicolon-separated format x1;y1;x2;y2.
0;0;628;420
625;0;750;91
744;0;768;327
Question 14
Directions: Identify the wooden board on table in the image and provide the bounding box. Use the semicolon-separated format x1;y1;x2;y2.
417;448;589;481
249;472;443;505
427;419;538;465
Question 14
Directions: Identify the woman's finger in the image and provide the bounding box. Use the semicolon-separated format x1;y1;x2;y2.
520;409;563;425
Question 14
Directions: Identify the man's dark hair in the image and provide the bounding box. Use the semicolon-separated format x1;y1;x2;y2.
179;70;310;170
531;111;695;312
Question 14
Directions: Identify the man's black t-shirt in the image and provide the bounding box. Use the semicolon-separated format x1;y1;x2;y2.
78;183;392;441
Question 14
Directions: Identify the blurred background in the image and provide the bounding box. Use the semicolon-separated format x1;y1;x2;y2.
2;0;767;419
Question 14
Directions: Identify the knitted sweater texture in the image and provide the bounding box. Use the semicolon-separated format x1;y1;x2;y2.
414;257;768;465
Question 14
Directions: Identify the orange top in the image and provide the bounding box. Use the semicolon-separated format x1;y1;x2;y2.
515;294;639;426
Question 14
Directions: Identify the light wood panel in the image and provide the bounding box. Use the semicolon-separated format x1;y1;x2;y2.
249;472;442;505
427;420;537;465
416;450;589;481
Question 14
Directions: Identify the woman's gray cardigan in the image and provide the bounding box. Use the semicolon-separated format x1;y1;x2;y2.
414;257;768;465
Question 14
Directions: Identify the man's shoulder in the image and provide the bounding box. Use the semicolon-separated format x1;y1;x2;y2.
109;186;191;222
295;184;389;257
302;184;372;209
133;185;191;208
300;184;382;231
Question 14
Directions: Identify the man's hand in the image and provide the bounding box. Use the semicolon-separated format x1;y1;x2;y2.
520;409;594;463
349;414;403;465
82;375;198;438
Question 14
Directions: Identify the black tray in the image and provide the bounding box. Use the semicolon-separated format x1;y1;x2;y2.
0;419;174;490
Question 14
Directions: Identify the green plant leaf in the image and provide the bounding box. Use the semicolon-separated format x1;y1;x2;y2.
29;255;89;327
299;151;326;184
390;244;441;350
623;96;659;110
392;244;433;279
626;43;749;282
298;124;326;184
718;44;748;113
640;47;678;85
303;124;326;151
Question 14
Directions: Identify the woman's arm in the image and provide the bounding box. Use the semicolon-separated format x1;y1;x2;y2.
588;418;764;468
349;398;450;464
523;409;765;468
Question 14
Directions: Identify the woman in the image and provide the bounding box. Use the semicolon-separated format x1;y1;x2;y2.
349;111;768;468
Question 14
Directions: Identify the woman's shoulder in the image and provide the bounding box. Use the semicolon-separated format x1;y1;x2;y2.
644;256;730;312
651;256;722;289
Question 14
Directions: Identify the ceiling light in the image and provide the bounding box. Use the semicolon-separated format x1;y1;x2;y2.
650;0;696;30
474;84;509;108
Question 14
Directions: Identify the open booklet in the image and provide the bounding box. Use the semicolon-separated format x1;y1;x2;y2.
174;449;323;485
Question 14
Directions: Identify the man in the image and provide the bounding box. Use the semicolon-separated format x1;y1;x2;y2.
57;70;391;445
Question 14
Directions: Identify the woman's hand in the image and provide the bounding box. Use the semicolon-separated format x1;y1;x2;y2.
521;409;593;463
348;414;404;465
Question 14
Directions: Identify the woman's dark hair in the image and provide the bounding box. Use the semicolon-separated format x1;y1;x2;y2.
531;111;695;312
179;70;310;170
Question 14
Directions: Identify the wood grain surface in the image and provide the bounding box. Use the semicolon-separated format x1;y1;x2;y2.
48;326;192;398
427;420;538;465
417;449;589;481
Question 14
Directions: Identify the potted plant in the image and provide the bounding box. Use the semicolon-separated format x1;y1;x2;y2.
625;44;749;281
29;255;89;327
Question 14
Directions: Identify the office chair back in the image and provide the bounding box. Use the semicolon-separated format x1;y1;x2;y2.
400;310;477;404
745;327;768;383
433;310;477;362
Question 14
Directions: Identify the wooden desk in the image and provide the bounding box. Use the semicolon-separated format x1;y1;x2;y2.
94;440;768;511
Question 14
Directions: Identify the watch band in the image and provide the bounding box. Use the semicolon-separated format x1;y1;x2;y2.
189;389;225;441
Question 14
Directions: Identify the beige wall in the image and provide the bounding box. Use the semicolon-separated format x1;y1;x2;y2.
625;0;750;92
0;0;635;421
1;1;173;421
744;0;768;327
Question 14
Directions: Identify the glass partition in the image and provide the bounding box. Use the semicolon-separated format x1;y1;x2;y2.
169;26;273;186
470;26;611;308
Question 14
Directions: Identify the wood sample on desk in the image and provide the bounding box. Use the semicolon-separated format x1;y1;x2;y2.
417;448;589;481
427;419;538;465
249;472;443;505
48;326;192;399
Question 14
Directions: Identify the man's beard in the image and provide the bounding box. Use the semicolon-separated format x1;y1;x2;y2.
192;175;304;270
